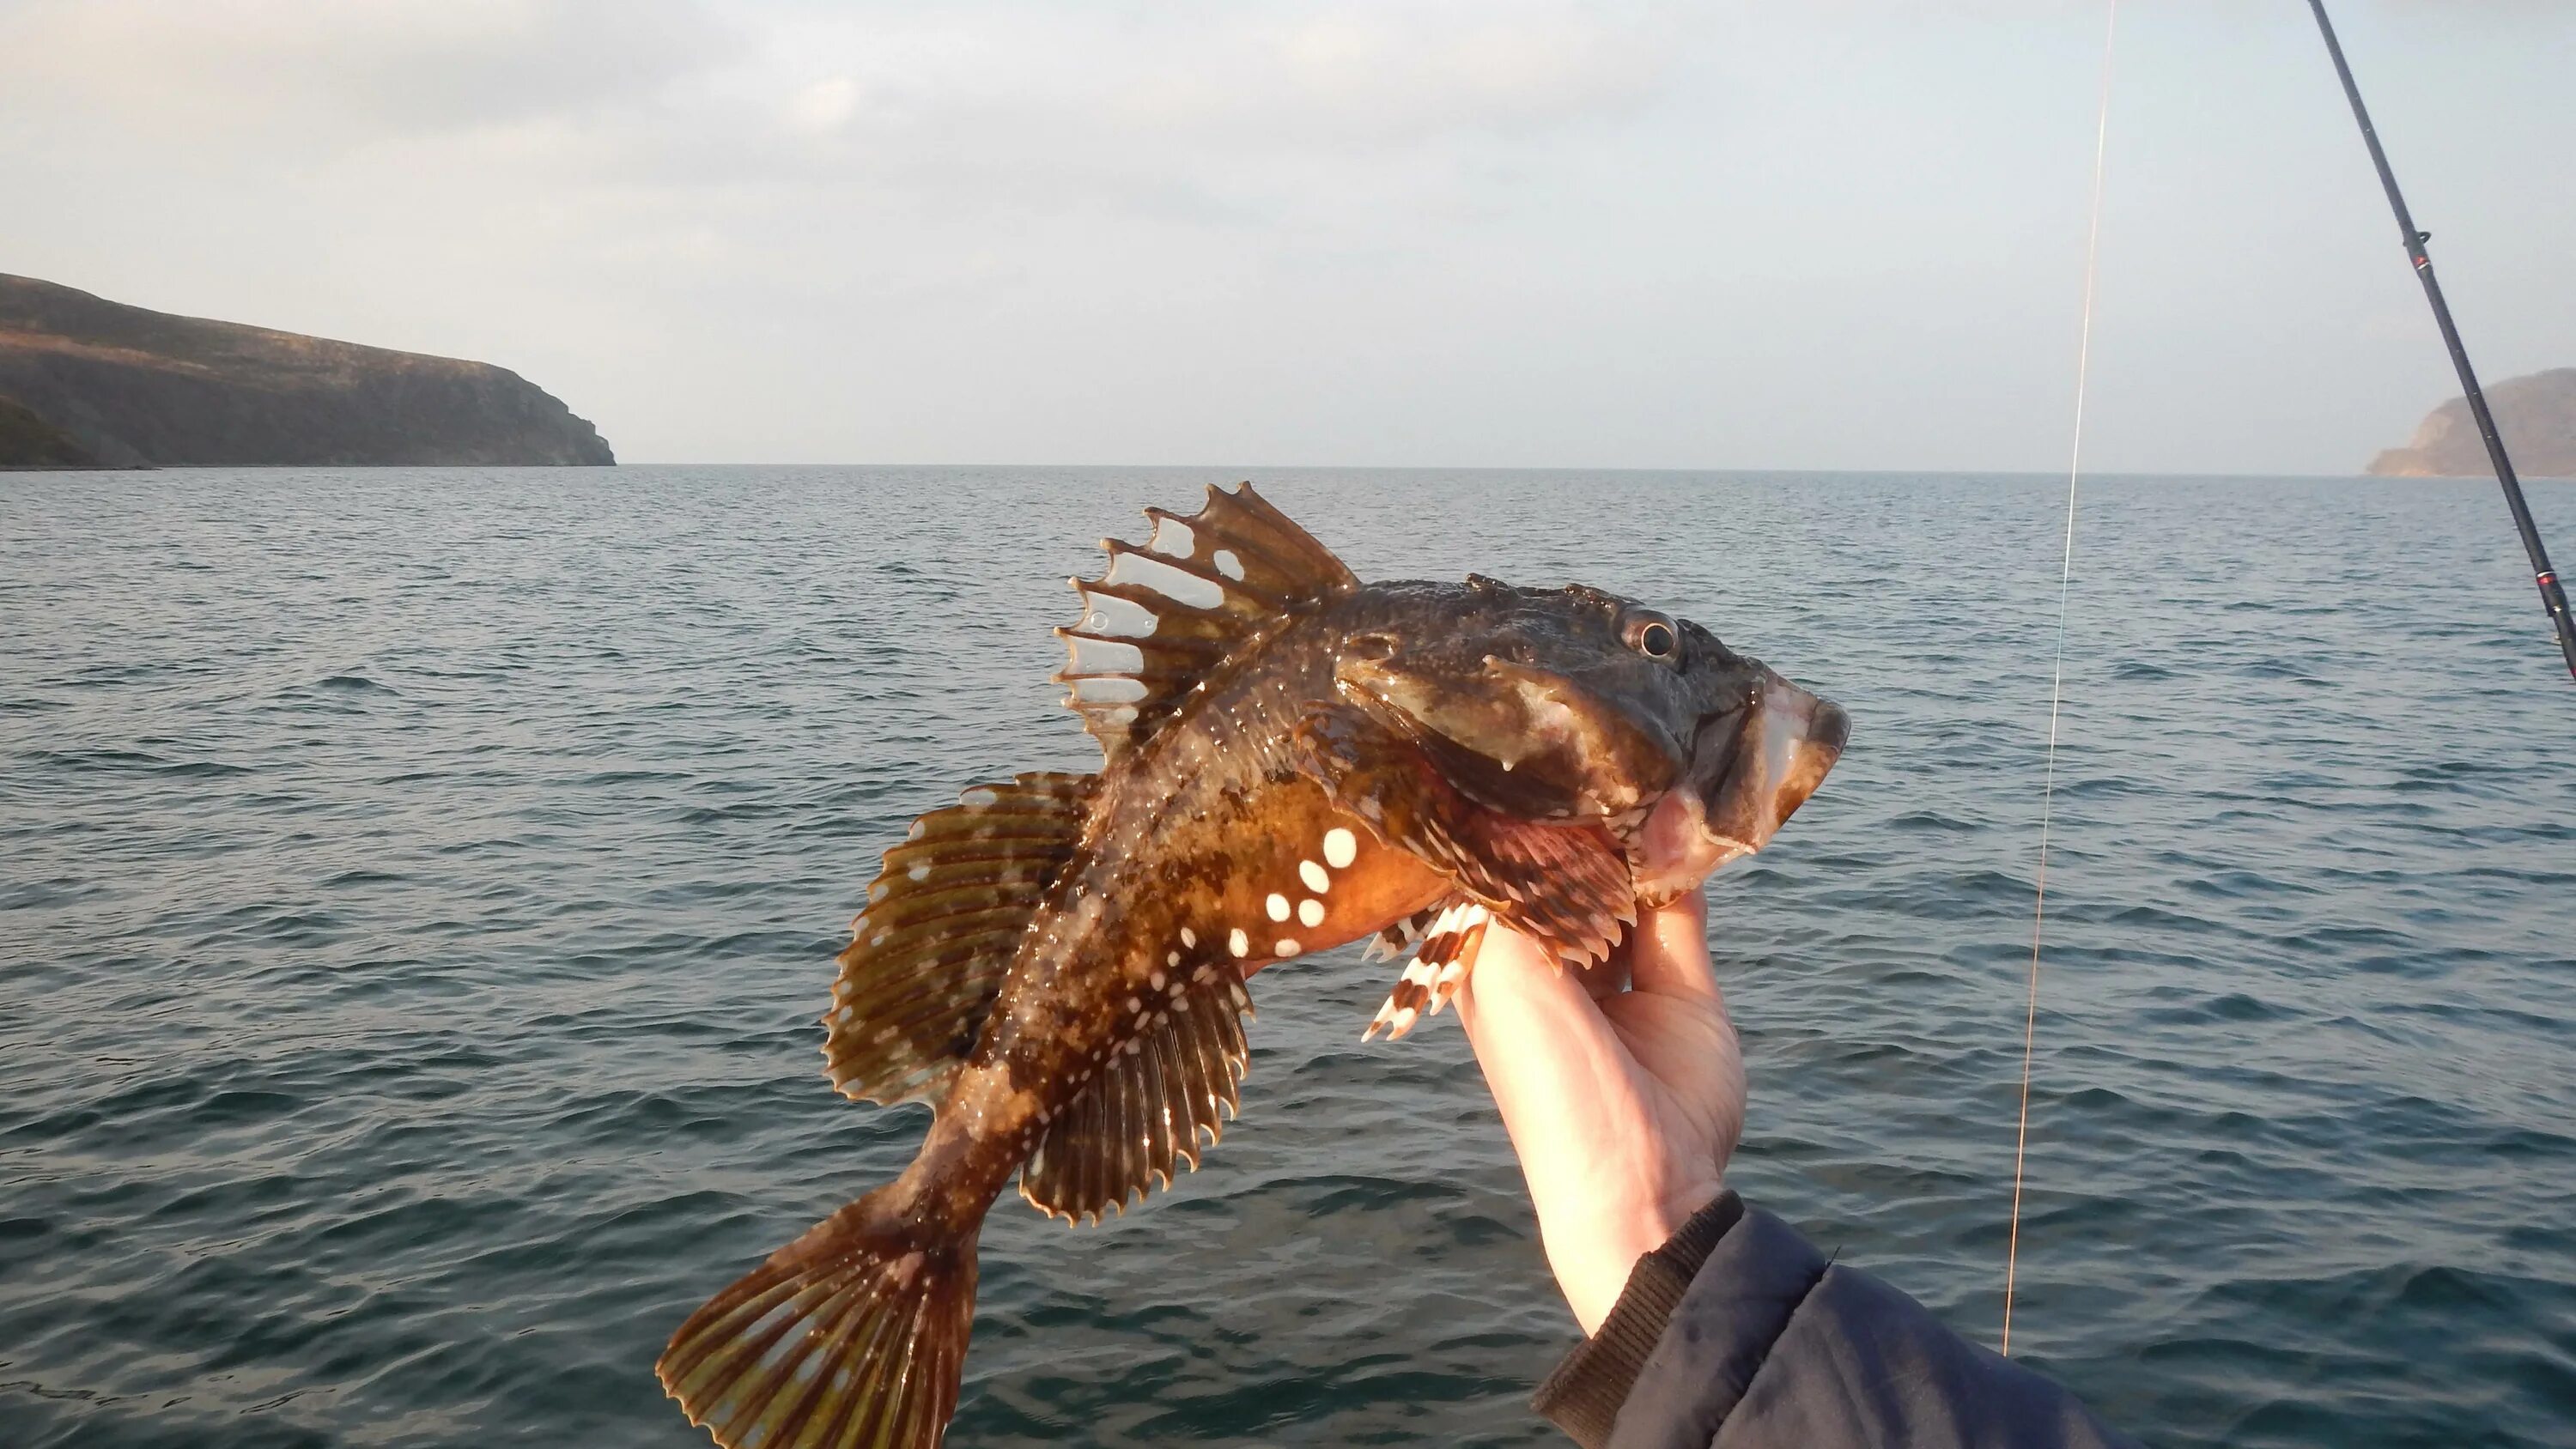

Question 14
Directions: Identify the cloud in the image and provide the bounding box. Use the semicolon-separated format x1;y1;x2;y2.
0;1;1669;214
702;4;1668;239
3;0;2566;470
0;0;734;141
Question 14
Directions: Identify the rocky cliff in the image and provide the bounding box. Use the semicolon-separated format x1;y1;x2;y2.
2369;367;2576;481
0;394;99;468
0;274;612;468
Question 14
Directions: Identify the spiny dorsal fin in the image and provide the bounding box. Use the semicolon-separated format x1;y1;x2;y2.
825;771;1097;1106
1058;482;1358;762
1018;962;1255;1224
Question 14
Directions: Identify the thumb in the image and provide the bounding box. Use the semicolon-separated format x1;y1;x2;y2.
1625;888;1717;1005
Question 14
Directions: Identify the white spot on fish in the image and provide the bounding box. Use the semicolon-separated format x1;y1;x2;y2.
1181;927;1197;948
1065;634;1145;676
1106;549;1224;610
868;881;890;904
1071;675;1148;704
1274;939;1301;957
1228;929;1249;957
1299;860;1330;893
1151;515;1196;557
908;821;926;841
908;863;930;882
1297;898;1324;929
1127;997;1142;1013
1265;893;1291;922
1323;828;1357;869
1078;592;1159;638
962;788;999;809
1150;969;1166;991
1167;950;1181;967
1212;549;1244;580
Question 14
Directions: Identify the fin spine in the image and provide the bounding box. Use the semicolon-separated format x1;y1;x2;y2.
1057;483;1358;761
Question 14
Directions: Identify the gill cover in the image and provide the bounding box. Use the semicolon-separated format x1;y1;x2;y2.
1328;581;1730;824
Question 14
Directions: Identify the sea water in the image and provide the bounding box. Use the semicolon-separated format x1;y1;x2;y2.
3;466;2571;1447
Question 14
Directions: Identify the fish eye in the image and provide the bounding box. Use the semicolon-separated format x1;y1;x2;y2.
1623;612;1678;660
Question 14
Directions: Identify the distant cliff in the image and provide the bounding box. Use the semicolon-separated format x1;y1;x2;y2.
0;394;99;468
0;274;612;468
2369;368;2576;481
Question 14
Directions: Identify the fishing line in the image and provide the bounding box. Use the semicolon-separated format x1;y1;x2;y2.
2002;0;2117;1359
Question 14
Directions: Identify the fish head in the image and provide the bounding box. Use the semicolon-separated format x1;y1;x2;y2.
1334;577;1847;890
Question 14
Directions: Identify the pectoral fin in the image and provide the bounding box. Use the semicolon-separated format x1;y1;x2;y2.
1291;705;1633;967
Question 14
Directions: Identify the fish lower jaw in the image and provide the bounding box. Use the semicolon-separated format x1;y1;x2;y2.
1630;832;1753;907
1634;674;1848;901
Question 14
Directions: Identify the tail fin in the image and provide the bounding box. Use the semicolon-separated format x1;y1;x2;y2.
659;1189;980;1449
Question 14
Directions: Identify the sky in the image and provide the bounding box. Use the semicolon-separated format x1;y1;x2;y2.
1;0;2568;473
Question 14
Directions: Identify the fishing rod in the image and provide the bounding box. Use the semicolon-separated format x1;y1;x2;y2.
2306;0;2576;682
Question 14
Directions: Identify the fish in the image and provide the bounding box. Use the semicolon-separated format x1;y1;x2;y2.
657;482;1848;1449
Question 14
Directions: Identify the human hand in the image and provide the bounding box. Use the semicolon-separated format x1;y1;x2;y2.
1455;886;1744;1335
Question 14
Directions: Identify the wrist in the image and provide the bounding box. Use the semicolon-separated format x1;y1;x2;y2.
1546;1175;1724;1335
1533;1192;1747;1448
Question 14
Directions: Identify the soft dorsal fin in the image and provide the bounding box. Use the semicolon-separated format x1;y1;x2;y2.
824;771;1097;1106
1018;962;1255;1224
1057;482;1358;762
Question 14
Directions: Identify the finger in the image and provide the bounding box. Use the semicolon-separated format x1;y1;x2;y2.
1567;949;1630;1002
1624;887;1719;1005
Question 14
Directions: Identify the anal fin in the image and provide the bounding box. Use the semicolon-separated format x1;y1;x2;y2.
826;771;1097;1106
1019;963;1255;1224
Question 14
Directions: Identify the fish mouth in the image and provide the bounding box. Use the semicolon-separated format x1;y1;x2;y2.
1634;671;1849;899
1708;676;1847;852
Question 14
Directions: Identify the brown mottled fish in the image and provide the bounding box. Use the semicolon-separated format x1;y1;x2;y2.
658;484;1848;1449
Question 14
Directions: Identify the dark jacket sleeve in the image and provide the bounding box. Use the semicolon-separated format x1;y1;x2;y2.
1533;1193;2138;1449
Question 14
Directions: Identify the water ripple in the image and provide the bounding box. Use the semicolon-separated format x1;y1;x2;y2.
2;466;2572;1446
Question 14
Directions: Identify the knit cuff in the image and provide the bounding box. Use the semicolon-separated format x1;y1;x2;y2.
1531;1192;1744;1449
